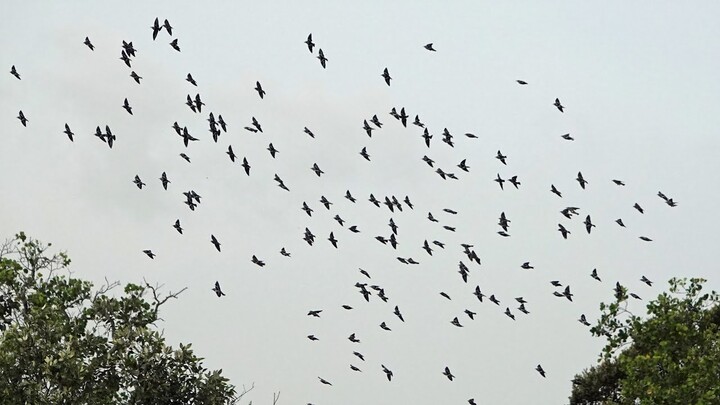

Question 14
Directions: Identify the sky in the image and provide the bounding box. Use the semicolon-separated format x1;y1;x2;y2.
2;1;720;404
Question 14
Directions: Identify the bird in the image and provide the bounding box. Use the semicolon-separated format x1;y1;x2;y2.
84;37;94;51
442;128;453;146
613;179;626;186
393;305;404;322
359;147;371;161
186;73;197;86
255;81;265;99
422;155;435;167
307;335;319;341
151;17;162;40
658;191;678;207
280;247;291;257
576;172;588;189
328;232;338;248
169;38;180;52
516;79;528;85
469;399;477;405
307;310;322;317
143;250;155;259
210;235;221;252
561;133;575;141
381;365;393;381
521;262;534;270
579;314;591;326
554;98;564;112
317;48;327;68
133;175;145;189
551;184;562;198
122;98;133;115
413;115;425;128
495;174;505;190
640;276;653;286
509;176;521;189
536;364;546;378
424;43;436;51
518;304;530;314
130;71;142;84
311;163;324;177
616;218;626;227
251;255;266;267
450;317;463;327
350;364;362;372
551;280;563;287
348;225;360;233
121;41;136;57
371;114;383;128
274;174;289;191
159;172;170;190
305;33;315;52
362;120;374;137
241;158;251;176
591;268;601;282
458;159;470;172
563;286;574;301
185;95;197;112
63;124;74;141
504;307;516;320
381;68;392;86
473;286;485;302
212;281;225;297
639;236;653;242
496;151;507;165
464;309;476;320
318;377;332;386
630;293;642;300
558;224;570;239
301;202;313;217
380;322;391;331
404;196;414;209
633;203;644;214
173;219;183;234
225;145;237;162
443;367;455;381
348;333;360;343
163;19;173;35
180;153;191;163
584;215;595;234
194;94;205;113
120;50;132;68
17;111;28;127
10;65;20;80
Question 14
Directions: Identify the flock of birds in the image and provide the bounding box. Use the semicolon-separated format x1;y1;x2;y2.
7;17;680;404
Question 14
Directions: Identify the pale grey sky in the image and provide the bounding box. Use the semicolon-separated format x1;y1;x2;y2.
2;1;720;404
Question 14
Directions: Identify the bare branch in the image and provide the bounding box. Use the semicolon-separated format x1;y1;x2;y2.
142;278;188;320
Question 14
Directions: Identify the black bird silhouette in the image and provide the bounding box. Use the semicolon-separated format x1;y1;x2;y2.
328;232;338;248
159;172;170;190
84;37;94;51
536;364;546;377
518;304;530;314
382;365;393;381
490;295;500;305
10;65;20;80
194;94;204;113
251;255;266;267
173;219;183;234
498;231;510;237
333;214;345;226
558;224;570;239
579;314;591;326
317;48;327;68
563;286;574;301
151;17;161;40
442;128;454;146
348;225;360;233
550;184;562;198
630;293;642;300
639;236;653;242
404;196;414;209
553;98;564;112
210;235;221;252
345;190;356;203
318;377;332;386
641;276;653;286
443;367;455;381
226;145;236;162
496;151;507;165
17;111;28;127
440;292;452;300
393;305;405;322
122;98;133;115
163;19;173;35
561;133;574;141
450;317;463;327
495;174;505;190
371;114;383;127
613;179;626;186
360;147;371;161
465;132;478;138
505;307;516;320
301;202;313;217
350;364;362;372
465;309;476;320
186;73;197;86
307;310;322;317
420;128;433;147
62;124;74;141
241;158;251;175
424;43;436;51
369;194;381;207
499;212;511;231
348;333;360;343
179;126;198;147
509;176;521;189
469;399;477;405
254;81;265;99
133;175;145;189
616;218;626;227
130;71;142;84
274;174;289;191
458;159;470;172
303;126;315;138
381;68;392;86
422;155;435;167
305;33;315;52
380;322;391;331
185;95;197;112
280;247;291;257
311;163;324;177
362;120;374;137
591;268;601;282
516;79;528;85
120;50;132;67
633;203;644;214
551;280;562;287
413;115;425;128
212;281;225;297
473;286;485;302
521;262;534;269
169;38;180;52
143;250;155;259
576;172;588;189
584;215;595;234
121;41;136;57
307;335;319;341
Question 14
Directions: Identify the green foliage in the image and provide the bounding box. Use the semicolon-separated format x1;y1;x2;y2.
0;233;241;405
570;278;720;405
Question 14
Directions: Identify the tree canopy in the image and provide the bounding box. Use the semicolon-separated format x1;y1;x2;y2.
0;232;247;405
570;278;720;405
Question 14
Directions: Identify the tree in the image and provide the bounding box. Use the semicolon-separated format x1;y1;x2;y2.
0;232;252;405
570;278;720;405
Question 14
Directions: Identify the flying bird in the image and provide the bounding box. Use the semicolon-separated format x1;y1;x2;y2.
305;33;315;52
63;124;74;141
318;377;332;386
186;73;197;86
516;79;528;85
17;111;28;127
163;19;173;35
169;38;180;51
143;250;155;259
173;219;183;234
381;365;393;381
424;43;436;51
576;172;588;189
210;235;221;252
553;98;564;112
450;317;463;327
317;48;327;68
130;71;142;84
579;314;591;326
241;158;251;175
561;133;574;141
122;98;133;115
10;65;20;80
536;364;546;378
251;255;266;267
558;224;570;239
550;184;562;198
133;175;145;189
212;281;225;297
159;172;170;190
311;163;324;177
591;268;601;282
584;215;595;234
84;37;94;50
359;147;371;161
494;174;505;190
255;81;265;98
633;203;644;214
443;367;455;381
151;17;162;40
641;276;653;286
381;68;392;86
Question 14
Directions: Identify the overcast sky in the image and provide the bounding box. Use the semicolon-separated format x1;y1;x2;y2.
2;1;720;404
